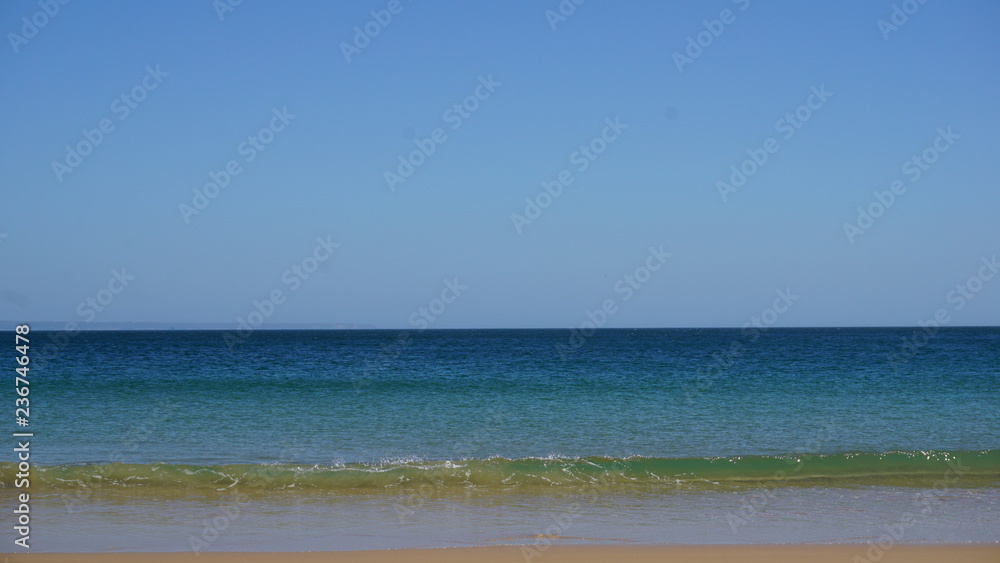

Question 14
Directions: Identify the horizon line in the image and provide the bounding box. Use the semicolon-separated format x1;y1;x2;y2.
3;321;997;331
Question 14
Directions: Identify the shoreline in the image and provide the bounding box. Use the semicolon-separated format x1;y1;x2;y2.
8;544;1000;562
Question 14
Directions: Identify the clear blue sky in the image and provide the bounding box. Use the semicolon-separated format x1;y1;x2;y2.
2;0;998;328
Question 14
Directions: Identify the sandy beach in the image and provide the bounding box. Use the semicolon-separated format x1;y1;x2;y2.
8;544;1000;563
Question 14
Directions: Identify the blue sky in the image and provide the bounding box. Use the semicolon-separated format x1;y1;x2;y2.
1;0;998;329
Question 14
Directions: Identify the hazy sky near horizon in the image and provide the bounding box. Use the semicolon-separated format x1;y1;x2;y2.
1;0;998;329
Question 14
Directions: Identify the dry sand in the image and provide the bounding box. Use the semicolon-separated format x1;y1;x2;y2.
7;544;1000;562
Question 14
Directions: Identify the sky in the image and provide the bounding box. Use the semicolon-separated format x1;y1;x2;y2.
1;0;998;329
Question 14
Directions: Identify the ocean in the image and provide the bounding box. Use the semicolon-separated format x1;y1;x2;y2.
4;327;999;552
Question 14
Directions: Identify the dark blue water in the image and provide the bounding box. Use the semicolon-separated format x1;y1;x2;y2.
28;327;1000;466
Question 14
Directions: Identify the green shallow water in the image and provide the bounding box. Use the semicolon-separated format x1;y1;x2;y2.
6;450;998;493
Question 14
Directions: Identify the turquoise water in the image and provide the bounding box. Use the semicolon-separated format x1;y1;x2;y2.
26;328;1000;465
5;327;1000;551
